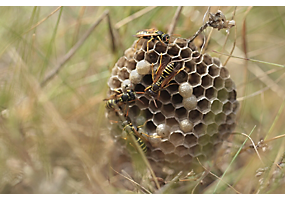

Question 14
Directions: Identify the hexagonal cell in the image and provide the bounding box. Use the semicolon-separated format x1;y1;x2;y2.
205;87;217;100
184;133;198;148
218;123;228;135
154;42;168;53
130;69;142;84
228;90;237;102
211;99;223;114
175;107;187;120
175;70;188;83
145;50;159;64
206;123;218;136
203;111;215;125
179;82;193;98
174;38;187;48
193;122;206;136
217;88;229;102
220;67;230;79
159;90;171;104
196;62;208;75
125;59;136;71
226;113;236;124
198;134;211;146
160;141;175;154
184;60;196;73
193;85;204;98
153;112;165;125
136;96;149;109
215;112;226;125
232;101;239;113
213;77;224;89
165;81;179;94
172;93;183;105
111;66;119;76
108;76;121;89
148;99;162;112
179;154;193;164
175;145;189;157
156;124;170;138
166;117;179;127
140;108;153;121
136;60;151;75
222;101;232;115
202;53;212;65
212;57;221;66
167;44;180;57
124;48;135;60
161;103;175;118
134;50;145;61
118;67;129;80
151;149;165;161
128;105;141;119
188;72;201;86
197;98;210;113
116;56;126;68
208;64;220;77
141;39;155;52
145;120;156;134
201;75;213;89
165;153;179;163
188;109;202;124
180;48;192;59
179;119;194;132
189;144;202;157
141;74;153;87
224;78;234;91
182;95;197;110
201;143;214;156
169;131;184;147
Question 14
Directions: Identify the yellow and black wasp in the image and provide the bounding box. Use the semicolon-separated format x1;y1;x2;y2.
122;120;148;153
144;54;185;107
134;28;170;52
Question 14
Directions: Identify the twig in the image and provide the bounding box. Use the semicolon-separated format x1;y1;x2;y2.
167;6;183;36
40;10;109;88
106;12;117;53
24;6;62;35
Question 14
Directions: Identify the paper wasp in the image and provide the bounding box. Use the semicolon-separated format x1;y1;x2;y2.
144;54;185;107
134;28;170;52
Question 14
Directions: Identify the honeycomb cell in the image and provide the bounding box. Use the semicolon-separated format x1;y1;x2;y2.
189;109;202;123
134;51;144;62
215;112;226;125
142;39;155;51
129;69;142;84
125;59;136;71
118;67;129;80
136;60;151;75
152;149;165;161
175;145;189;157
154;42;168;53
117;56;126;68
213;77;224;89
169;131;184;147
153;112;165;125
193;85;204;99
108;76;121;89
179;82;193;98
196;62;208;75
156;124;170;138
226;113;236;124
208;64;220;77
174;38;188;48
224;78;234;91
217;88;229;102
193;122;206;136
160;141;175;154
222;101;232;114
166;117;179;127
179;119;194;132
175;70;188;83
180;48;192;59
220;67;230;79
206;123;218;136
165;153;179;163
159;90;172;104
197;98;210;113
205;87;217;100
161;103;175;118
188;72;201;86
203;111;215;125
182;95;197;110
175;107;187;120
184;134;198;148
145;50;159;64
167;44;180;57
145;120;156;134
184;60;196;73
198;134;211;146
211;99;223;114
201;75;213;89
172;93;183;105
202;54;212;65
212;57;221;66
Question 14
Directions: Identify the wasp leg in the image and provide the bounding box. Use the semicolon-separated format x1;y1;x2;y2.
134;37;142;52
146;36;154;52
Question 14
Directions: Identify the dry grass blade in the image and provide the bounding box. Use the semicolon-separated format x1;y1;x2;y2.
24;6;62;35
196;158;241;194
40;10;109;88
114;6;156;29
167;6;183;36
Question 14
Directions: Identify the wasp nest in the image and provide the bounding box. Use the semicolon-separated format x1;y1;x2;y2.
106;37;239;175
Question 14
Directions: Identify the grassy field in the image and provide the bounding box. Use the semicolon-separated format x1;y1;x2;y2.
0;6;285;193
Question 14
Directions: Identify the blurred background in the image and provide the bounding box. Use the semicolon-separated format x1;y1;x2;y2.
0;6;285;193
